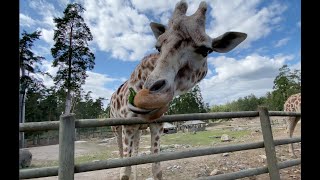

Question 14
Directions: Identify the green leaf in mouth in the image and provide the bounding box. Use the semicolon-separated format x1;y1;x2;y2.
128;87;137;106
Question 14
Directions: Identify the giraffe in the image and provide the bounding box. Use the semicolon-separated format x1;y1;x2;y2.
109;1;247;179
283;93;301;157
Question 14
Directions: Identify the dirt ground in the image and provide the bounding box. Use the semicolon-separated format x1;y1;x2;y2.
23;116;301;180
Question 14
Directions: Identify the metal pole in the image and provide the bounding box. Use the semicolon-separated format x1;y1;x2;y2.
58;113;75;180
258;106;280;180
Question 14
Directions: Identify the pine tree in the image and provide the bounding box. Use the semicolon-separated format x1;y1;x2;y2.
51;3;95;114
19;30;45;148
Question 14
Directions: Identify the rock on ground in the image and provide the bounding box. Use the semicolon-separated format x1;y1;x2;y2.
20;149;32;168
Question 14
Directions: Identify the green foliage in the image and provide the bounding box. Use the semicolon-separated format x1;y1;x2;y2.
210;94;265;112
73;91;105;119
25;87;108;136
209;65;301;112
51;3;95;93
161;130;250;146
167;85;209;115
265;65;301;110
128;88;136;106
19;30;45;93
210;104;231;112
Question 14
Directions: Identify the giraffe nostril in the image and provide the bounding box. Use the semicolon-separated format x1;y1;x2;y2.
149;79;167;92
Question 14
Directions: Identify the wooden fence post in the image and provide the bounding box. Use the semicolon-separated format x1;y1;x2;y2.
258;106;280;180
59;113;75;180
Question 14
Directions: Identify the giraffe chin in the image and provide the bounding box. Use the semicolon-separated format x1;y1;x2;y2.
145;105;169;121
128;103;168;121
127;103;158;114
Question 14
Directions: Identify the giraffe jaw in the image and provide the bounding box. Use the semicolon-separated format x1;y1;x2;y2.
127;103;159;115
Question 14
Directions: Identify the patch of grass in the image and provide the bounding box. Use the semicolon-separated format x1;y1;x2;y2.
75;149;117;164
28;147;119;168
161;129;250;146
28;160;59;168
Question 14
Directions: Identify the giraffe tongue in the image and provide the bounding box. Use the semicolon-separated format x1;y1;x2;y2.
128;103;158;114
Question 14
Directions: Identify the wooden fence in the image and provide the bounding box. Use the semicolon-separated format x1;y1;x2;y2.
19;107;301;180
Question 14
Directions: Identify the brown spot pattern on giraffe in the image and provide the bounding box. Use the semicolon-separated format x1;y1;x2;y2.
156;171;162;179
154;148;159;153
126;130;132;135
116;98;120;110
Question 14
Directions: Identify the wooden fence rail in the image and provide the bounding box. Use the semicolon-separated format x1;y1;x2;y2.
19;107;301;180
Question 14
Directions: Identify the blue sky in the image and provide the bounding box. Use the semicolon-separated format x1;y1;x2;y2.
20;0;301;107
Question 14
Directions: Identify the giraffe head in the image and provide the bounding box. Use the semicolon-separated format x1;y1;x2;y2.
130;0;247;115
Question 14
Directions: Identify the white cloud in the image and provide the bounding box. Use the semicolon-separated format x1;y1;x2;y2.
37;60;120;105
131;0;178;14
31;60;58;88
275;37;290;47
20;13;37;27
58;0;70;7
297;21;301;28
80;0;288;61
80;0;157;61
207;0;287;48
82;71;120;101
37;28;55;46
199;53;295;105
289;61;301;71
28;0;58;28
23;0;289;61
27;0;60;45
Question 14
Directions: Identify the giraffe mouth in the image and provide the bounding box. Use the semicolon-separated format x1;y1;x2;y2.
128;103;159;114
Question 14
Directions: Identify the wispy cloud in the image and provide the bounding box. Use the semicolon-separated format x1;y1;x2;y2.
199;53;294;105
27;0;61;45
207;0;287;49
82;71;120;100
37;60;120;103
20;13;37;27
20;0;299;107
23;0;288;61
275;37;290;47
297;21;301;28
79;0;156;61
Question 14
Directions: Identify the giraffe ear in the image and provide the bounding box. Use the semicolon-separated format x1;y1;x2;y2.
150;22;166;39
212;32;247;53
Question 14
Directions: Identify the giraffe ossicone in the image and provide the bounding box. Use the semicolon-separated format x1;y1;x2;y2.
109;1;247;179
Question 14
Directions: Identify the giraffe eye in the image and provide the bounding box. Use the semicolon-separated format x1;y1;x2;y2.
195;45;213;57
155;45;161;52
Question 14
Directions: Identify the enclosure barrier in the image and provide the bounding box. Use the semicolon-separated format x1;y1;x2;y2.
19;107;301;180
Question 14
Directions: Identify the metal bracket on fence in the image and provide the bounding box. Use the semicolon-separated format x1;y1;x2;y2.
58;113;76;180
258;106;281;180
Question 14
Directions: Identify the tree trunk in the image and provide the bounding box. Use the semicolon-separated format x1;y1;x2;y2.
64;24;73;115
65;90;72;114
19;68;27;148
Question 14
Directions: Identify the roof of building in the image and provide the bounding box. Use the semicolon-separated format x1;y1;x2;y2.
163;122;176;129
182;120;206;126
